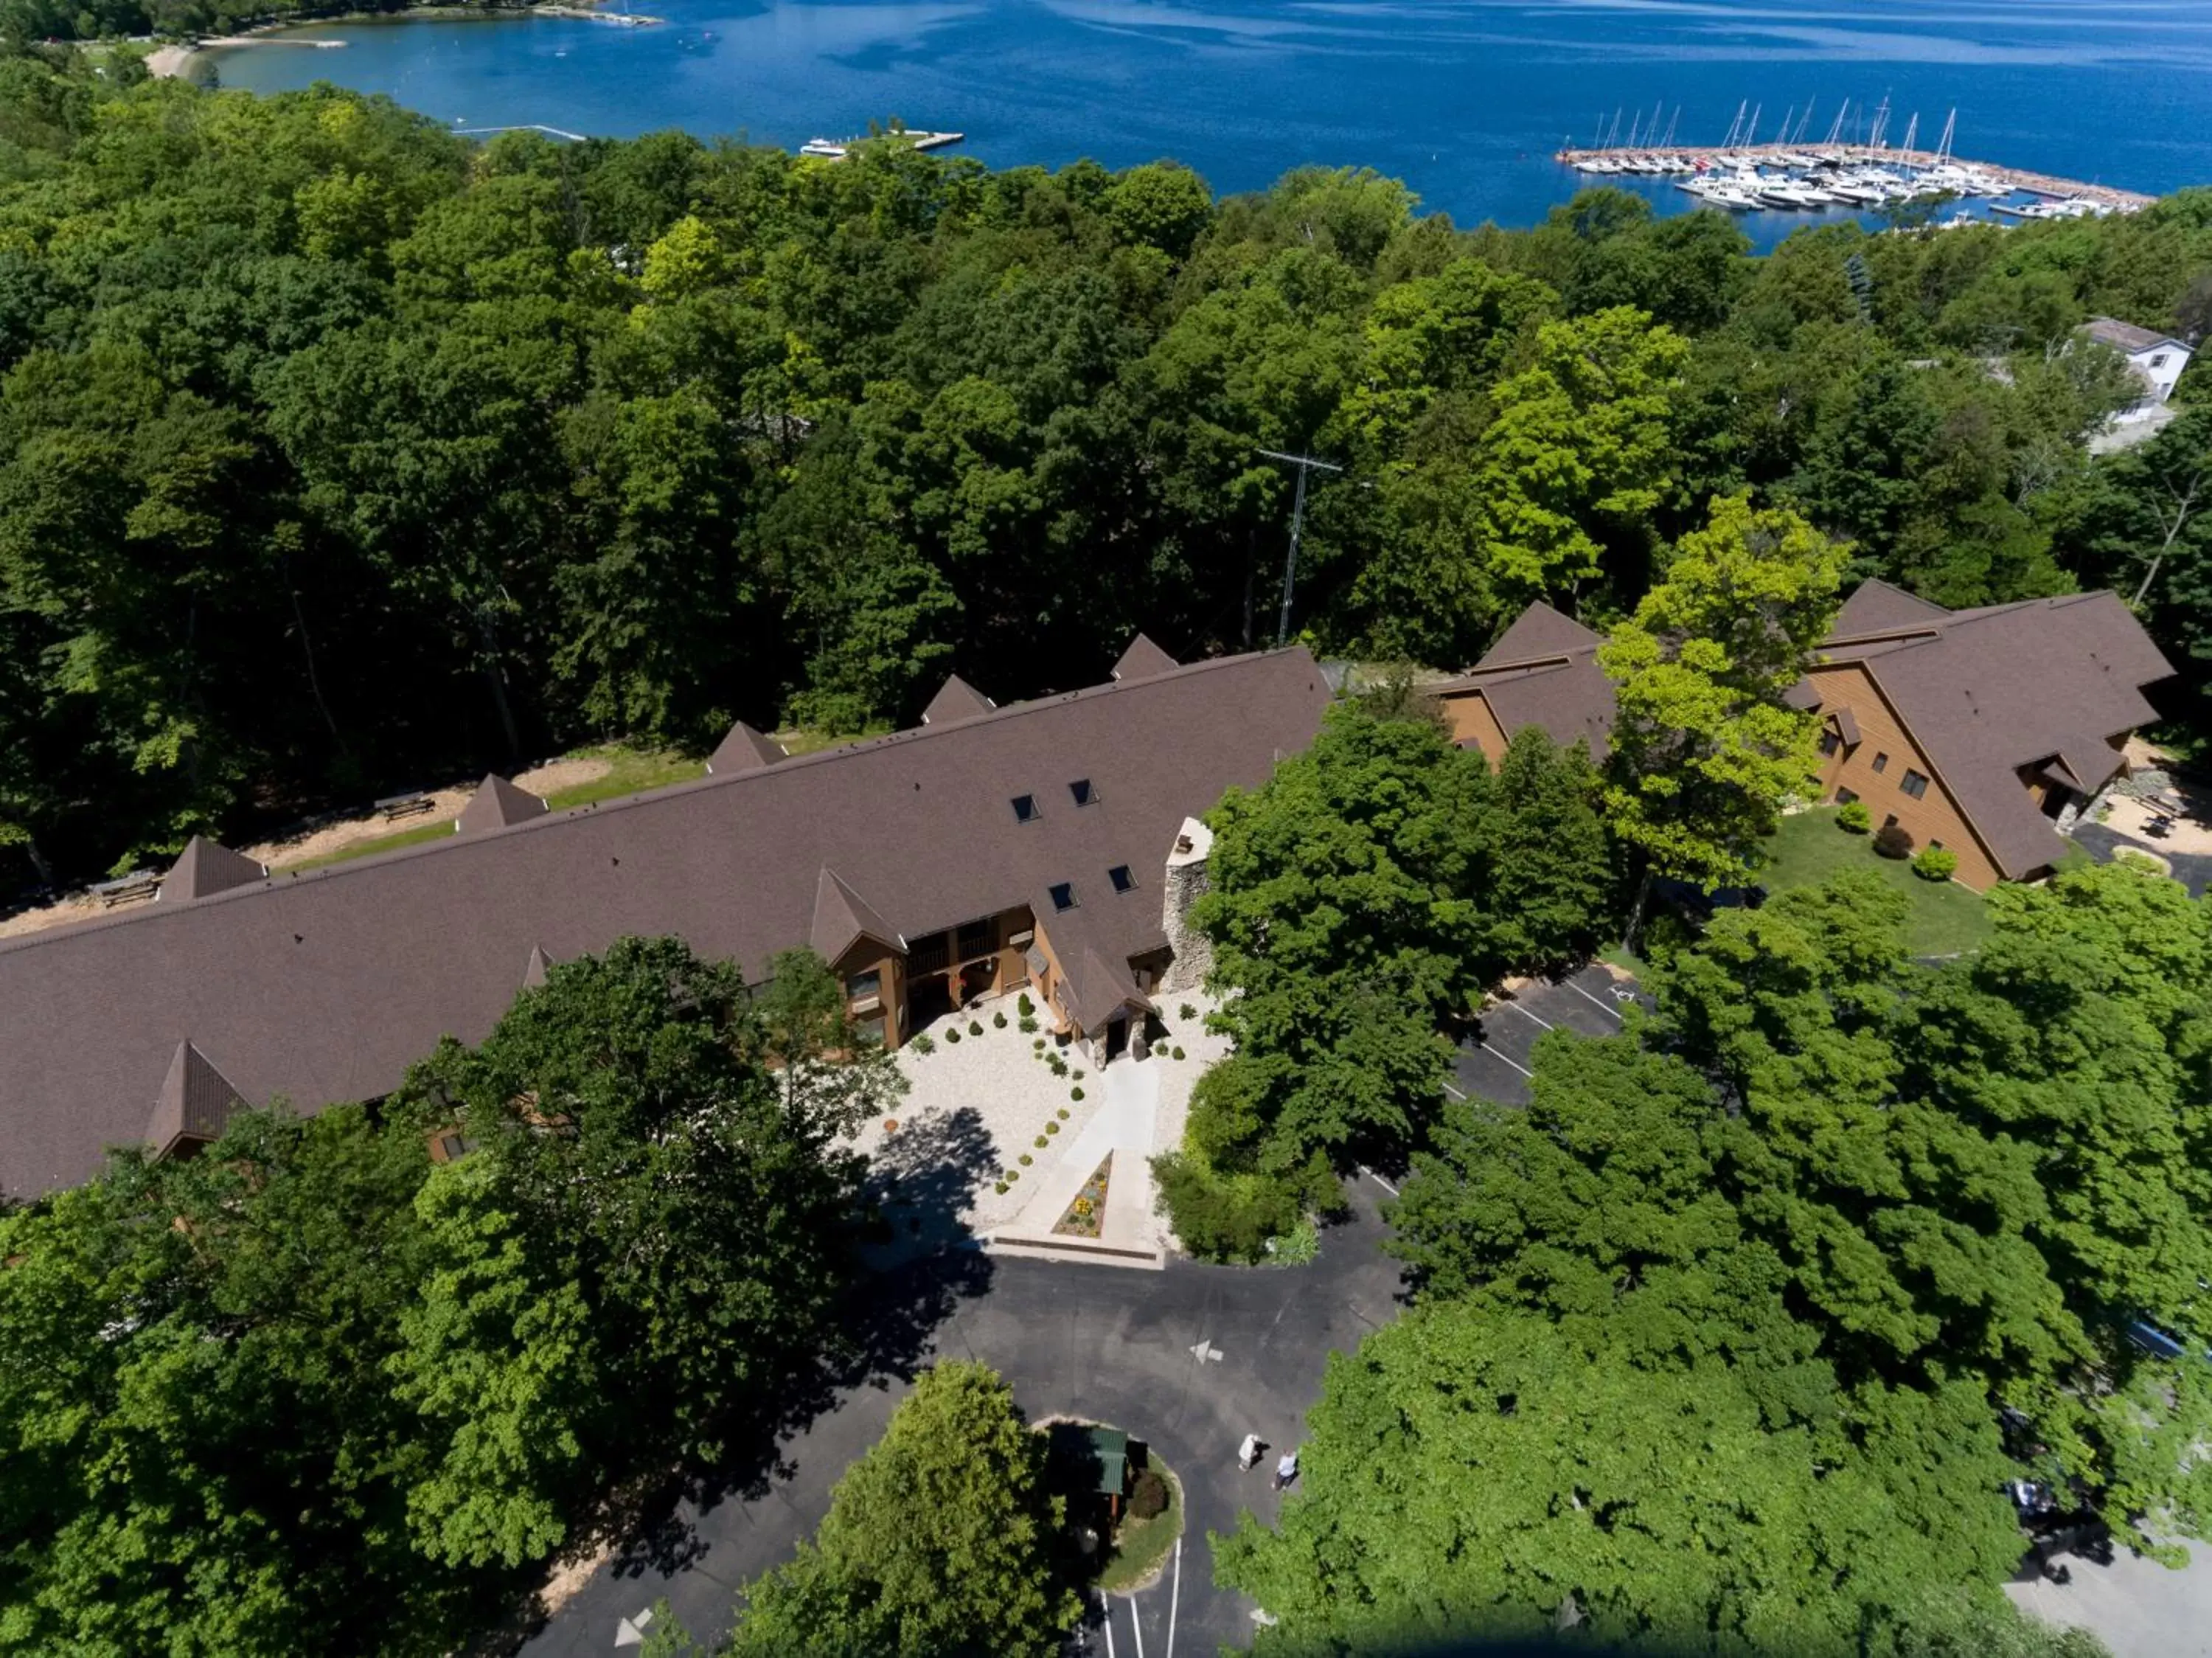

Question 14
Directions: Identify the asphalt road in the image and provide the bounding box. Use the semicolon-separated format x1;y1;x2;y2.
522;1181;1408;1657
1448;964;1639;1108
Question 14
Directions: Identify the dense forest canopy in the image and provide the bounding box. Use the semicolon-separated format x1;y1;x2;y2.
0;46;2208;882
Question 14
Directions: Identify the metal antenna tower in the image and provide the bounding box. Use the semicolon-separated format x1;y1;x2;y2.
1257;449;1343;646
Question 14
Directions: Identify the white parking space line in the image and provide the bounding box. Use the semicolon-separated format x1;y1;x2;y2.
1130;1592;1146;1658
1440;1077;1467;1100
1501;1000;1553;1030
1363;1167;1400;1196
1480;1041;1534;1078
1567;979;1624;1021
1102;1592;1117;1658
1166;1536;1182;1657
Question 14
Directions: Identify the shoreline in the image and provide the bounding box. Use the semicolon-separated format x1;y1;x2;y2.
145;1;655;80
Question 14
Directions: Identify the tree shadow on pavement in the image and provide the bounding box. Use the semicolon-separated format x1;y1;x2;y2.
588;1109;1000;1585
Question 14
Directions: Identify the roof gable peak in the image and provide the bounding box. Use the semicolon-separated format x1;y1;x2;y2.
921;674;996;726
145;1039;247;1159
1111;634;1180;683
706;720;786;776
456;774;549;835
159;836;267;903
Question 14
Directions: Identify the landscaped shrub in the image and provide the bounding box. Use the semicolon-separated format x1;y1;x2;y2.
1072;1069;1085;1081
993;1010;1007;1028
1152;1151;1312;1263
1270;1218;1321;1265
1048;1057;1068;1078
1047;1120;1061;1133
909;1033;935;1055
1874;822;1915;859
1018;993;1035;1016
1018;1016;1038;1033
1069;1087;1084;1103
1913;846;1959;882
1033;1038;1046;1050
1018;1153;1033;1166
1004;1168;1018;1182
968;1019;982;1036
1129;1469;1169;1520
1837;799;1871;833
995;1181;1007;1195
1035;1135;1048;1148
945;1027;962;1043
1179;1003;1197;1021
1057;1108;1070;1120
1170;1047;1185;1061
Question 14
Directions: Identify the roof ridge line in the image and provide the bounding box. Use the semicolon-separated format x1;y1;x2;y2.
0;647;1315;959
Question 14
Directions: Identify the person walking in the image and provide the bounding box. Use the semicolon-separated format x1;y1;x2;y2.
1272;1449;1298;1492
1238;1432;1262;1471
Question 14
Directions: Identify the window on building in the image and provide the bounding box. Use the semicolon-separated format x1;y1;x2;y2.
1819;730;1840;758
1872;752;1890;774
845;968;881;1005
2152;353;2170;369
956;919;992;958
1069;778;1096;806
1900;769;1929;799
1049;882;1076;911
1011;794;1039;823
855;1013;886;1047
1930;839;1944;851
1836;787;1859;805
1883;814;1899;830
1107;864;1135;893
433;1131;476;1163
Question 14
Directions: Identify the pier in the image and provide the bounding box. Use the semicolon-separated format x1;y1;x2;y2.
1551;143;2155;213
798;130;965;160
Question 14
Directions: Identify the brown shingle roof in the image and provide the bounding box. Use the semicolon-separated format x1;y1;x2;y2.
456;774;549;835
159;837;267;903
810;867;900;962
1819;592;2174;878
1828;578;1950;641
144;1040;248;1159
1437;603;1615;758
922;674;995;726
0;647;1330;1196
1111;634;1180;683
706;721;785;775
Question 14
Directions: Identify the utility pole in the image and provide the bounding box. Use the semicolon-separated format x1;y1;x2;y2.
1257;448;1343;646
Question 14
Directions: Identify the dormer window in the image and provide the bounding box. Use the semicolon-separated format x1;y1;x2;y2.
1069;779;1095;807
1049;882;1076;912
1012;794;1039;823
1107;864;1135;893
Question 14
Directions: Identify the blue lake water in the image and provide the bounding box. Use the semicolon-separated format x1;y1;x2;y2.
204;0;2212;242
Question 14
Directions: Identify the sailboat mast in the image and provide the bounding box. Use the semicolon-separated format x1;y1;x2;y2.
1662;105;1680;148
1724;100;1746;150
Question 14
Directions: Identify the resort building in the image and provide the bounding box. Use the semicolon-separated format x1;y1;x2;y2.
0;639;1331;1197
1439;580;2174;892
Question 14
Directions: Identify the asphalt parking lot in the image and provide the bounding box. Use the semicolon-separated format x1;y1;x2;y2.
523;1182;1407;1657
1447;962;1641;1106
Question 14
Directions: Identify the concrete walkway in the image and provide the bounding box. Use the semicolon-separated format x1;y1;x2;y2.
992;1052;1162;1262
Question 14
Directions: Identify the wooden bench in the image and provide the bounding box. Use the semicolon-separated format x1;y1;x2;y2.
90;871;160;909
373;791;437;823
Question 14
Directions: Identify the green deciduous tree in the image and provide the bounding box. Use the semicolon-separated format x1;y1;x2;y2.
1601;493;1847;932
726;1362;1079;1657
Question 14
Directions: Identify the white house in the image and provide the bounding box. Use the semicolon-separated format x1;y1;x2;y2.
2081;315;2195;425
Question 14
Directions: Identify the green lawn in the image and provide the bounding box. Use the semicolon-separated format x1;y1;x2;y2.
1758;808;1994;957
541;743;705;809
771;722;891;757
1096;1460;1183;1595
277;745;707;875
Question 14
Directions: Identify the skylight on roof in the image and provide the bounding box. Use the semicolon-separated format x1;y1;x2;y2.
1012;794;1039;823
1049;882;1076;911
1069;778;1095;806
1108;864;1134;893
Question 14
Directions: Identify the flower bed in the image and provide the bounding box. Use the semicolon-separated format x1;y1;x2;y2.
1053;1154;1113;1238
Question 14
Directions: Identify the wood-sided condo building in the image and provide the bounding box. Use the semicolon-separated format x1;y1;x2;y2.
0;639;1330;1198
1436;580;2174;892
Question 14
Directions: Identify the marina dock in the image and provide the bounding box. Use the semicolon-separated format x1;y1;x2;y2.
799;130;964;160
1551;142;2154;213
